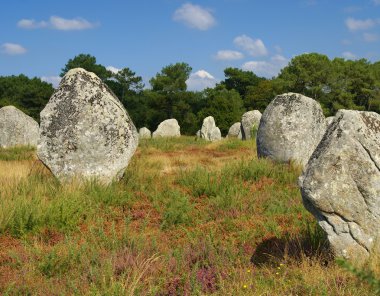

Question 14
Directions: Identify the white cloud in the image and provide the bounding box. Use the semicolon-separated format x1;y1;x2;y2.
233;34;268;57
342;51;357;60
17;19;48;29
106;66;121;74
186;70;217;91
41;76;61;87
173;3;216;30
242;55;288;78
17;16;97;31
50;16;97;30
345;17;376;31
363;32;379;42
214;50;244;60
271;54;288;64
1;43;27;55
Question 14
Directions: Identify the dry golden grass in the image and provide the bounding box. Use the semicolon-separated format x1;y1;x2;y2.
0;160;33;192
0;138;378;295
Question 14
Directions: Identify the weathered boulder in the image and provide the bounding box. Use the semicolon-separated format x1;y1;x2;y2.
257;93;326;166
300;110;380;262
0;106;39;148
37;68;138;183
200;116;221;141
227;122;242;139
240;110;262;140
196;130;201;138
152;119;180;138
139;127;151;139
326;116;334;126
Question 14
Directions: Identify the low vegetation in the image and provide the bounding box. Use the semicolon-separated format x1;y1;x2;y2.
0;138;378;295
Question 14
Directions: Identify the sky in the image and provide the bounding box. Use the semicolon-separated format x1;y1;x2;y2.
1;0;380;90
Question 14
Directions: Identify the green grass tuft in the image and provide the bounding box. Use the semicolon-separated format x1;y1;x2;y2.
0;146;36;161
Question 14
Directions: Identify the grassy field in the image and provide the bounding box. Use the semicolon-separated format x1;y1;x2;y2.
0;137;378;295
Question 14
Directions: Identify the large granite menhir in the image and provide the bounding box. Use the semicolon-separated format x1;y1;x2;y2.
37;68;138;183
0;105;39;148
257;93;326;167
300;110;380;263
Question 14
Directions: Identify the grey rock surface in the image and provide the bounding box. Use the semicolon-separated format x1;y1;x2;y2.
139;127;151;139
326;116;335;126
37;68;138;183
200;116;221;141
152;119;180;138
300;110;380;262
0;105;39;148
240;110;262;140
227;122;242;139
196;130;201;138
257;93;326;166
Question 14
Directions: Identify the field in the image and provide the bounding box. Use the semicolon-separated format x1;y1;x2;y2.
0;137;378;295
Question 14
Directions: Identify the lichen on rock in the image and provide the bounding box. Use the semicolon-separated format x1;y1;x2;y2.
37;68;138;183
300;110;380;263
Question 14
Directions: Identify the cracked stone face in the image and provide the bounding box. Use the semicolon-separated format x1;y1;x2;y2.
37;68;138;184
0;106;39;148
299;110;380;262
200;116;221;141
257;93;326;167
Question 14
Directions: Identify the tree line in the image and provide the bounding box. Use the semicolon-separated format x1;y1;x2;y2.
1;53;379;135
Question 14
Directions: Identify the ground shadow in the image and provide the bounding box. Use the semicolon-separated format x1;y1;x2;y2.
251;227;333;266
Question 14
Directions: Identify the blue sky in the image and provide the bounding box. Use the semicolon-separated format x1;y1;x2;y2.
1;0;380;90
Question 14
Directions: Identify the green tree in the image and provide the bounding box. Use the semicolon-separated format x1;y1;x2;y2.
198;85;245;135
148;63;192;120
105;67;144;107
150;62;192;93
277;53;331;101
172;91;202;135
60;54;111;80
326;58;374;114
244;79;279;112
220;67;264;98
0;75;54;121
369;61;380;112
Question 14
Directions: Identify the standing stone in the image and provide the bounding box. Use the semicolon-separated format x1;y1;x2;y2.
152;119;180;138
227;122;242;139
257;93;326;167
37;68;138;183
240;110;262;140
200;116;221;141
139;127;151;139
196;130;201;138
300;110;380;262
326;116;334;126
0;106;39;148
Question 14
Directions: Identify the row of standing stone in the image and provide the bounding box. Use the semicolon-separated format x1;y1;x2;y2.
138;111;263;141
0;69;379;264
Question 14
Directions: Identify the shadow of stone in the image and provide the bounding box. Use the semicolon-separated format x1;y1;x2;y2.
251;227;333;267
